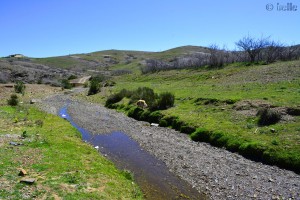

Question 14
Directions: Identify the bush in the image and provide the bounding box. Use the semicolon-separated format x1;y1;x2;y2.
130;87;157;109
172;118;184;131
105;93;124;107
7;94;19;106
88;79;101;95
61;79;72;89
190;128;211;142
210;131;227;147
68;75;78;80
148;111;163;123
257;108;281;126
159;119;168;127
128;107;144;120
157;92;175;110
238;141;266;161
14;81;25;95
180;125;196;135
140;110;151;121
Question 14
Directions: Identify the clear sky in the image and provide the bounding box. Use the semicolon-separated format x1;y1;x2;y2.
1;0;299;58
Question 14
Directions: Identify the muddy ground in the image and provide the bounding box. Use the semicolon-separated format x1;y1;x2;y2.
39;93;300;200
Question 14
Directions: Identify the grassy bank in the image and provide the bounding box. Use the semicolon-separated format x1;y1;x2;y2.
84;60;300;173
0;104;142;199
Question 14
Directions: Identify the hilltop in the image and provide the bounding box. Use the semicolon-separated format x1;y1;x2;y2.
0;45;214;84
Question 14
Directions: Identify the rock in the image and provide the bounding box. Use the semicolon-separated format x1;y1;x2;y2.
9;141;23;146
30;99;41;104
18;168;27;176
20;178;36;184
150;123;159;127
270;128;276;133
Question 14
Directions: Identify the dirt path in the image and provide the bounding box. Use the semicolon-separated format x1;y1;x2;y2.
39;93;300;200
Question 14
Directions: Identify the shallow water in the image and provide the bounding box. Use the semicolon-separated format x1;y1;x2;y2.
59;106;205;200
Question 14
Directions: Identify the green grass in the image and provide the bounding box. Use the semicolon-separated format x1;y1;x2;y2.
87;60;300;173
0;105;143;199
33;57;83;69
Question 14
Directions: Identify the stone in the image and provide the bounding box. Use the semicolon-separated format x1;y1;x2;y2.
20;178;36;184
18;168;27;176
30;99;41;104
270;128;276;133
9;141;23;146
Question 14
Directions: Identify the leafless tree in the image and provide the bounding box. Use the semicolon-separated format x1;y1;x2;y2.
235;35;271;63
208;44;224;68
263;40;284;63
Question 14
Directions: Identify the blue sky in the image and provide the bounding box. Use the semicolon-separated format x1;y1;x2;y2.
1;0;299;57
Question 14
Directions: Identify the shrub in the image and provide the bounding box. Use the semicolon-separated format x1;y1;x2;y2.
238;142;266;161
14;81;25;95
257;108;281;126
159;119;168;127
7;94;19;106
180;125;196;135
128;107;144;120
105;93;124;107
148;111;163;123
68;75;78;80
172;118;184;131
61;79;72;89
161;116;178;127
22;131;28;138
140;110;151;121
88;79;101;95
130;87;157;109
190;128;211;142
157;92;175;110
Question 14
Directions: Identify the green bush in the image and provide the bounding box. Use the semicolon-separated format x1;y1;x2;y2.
128;107;144;120
105;93;124;107
210;131;227;147
130;87;157;109
180;125;196;135
14;81;25;95
190;128;211;142
157;92;175;110
238;141;266;161
61;79;72;89
7;94;19;106
172;118;184;131
148;111;163;123
140;110;151;121
88;79;101;95
159;119;168;127
68;75;78;80
257;108;281;126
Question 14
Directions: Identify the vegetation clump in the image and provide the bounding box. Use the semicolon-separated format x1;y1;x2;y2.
14;81;25;95
61;79;72;89
257;107;281;126
7;94;19;106
105;87;175;111
88;75;104;95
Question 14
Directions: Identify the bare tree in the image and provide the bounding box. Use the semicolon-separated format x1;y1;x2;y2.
263;40;284;63
208;44;225;68
235;35;271;63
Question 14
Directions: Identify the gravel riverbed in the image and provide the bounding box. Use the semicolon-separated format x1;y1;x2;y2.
39;94;300;200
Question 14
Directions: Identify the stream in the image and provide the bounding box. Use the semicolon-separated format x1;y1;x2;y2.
59;106;205;199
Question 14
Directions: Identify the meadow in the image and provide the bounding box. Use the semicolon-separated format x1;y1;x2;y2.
0;87;142;199
85;60;300;173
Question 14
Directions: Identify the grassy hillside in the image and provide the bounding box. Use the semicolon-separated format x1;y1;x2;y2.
28;46;210;73
0;87;142;199
84;60;300;172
